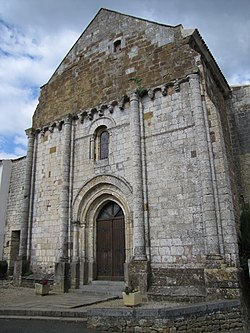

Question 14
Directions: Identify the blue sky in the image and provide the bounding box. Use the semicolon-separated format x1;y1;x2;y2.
0;0;249;159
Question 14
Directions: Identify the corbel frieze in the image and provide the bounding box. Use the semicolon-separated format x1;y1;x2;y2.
39;119;64;136
75;100;121;124
147;76;190;100
34;76;193;135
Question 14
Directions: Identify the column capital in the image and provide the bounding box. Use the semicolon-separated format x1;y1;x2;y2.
63;114;73;125
187;72;200;82
130;92;139;102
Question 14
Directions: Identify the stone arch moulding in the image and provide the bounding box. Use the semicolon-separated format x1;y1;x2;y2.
72;174;133;284
87;116;116;135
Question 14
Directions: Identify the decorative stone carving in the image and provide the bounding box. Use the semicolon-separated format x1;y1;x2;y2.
57;120;64;131
161;85;168;96
78;110;87;123
174;83;180;92
87;108;97;120
108;105;114;113
88;112;93;120
148;89;154;100
98;105;107;117
119;95;129;110
49;122;56;133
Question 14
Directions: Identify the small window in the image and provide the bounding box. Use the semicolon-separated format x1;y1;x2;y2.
95;126;109;160
114;40;121;52
100;130;109;159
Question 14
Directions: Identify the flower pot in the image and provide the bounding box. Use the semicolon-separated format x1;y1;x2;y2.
122;291;142;306
35;283;50;296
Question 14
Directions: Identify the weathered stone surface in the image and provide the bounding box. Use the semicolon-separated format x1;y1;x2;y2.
33;9;198;129
3;157;26;274
87;300;245;332
2;8;249;305
230;85;250;205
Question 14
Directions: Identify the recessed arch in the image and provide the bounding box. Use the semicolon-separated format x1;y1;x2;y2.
72;175;133;284
88;116;115;135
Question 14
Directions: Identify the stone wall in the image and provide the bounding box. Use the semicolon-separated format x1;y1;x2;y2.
3;157;26;271
87;300;245;332
201;60;240;262
143;81;204;270
33;8;198;129
230;85;250;205
0;160;12;260
30;128;64;273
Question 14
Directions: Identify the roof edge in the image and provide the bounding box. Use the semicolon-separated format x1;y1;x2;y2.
188;29;231;96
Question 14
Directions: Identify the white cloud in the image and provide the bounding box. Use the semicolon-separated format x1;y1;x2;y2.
0;0;249;158
0;151;22;159
0;15;79;157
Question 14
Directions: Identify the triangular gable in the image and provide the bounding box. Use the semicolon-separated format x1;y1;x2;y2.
47;8;180;84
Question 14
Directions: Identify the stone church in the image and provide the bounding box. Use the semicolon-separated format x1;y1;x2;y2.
1;8;250;302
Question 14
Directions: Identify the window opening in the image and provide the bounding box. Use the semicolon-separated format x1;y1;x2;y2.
94;126;109;160
100;130;109;160
114;40;121;52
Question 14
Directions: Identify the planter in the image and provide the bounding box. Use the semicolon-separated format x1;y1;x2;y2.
35;283;50;296
122;291;142;306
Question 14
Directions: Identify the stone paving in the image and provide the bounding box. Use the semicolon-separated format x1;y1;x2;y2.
0;282;118;314
0;279;185;315
0;281;248;332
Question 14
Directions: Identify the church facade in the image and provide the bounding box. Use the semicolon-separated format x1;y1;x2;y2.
2;9;250;302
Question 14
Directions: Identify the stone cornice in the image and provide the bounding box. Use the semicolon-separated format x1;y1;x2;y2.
33;76;192;135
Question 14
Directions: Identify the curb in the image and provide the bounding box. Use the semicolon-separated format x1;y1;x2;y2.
0;315;87;322
0;299;241;320
0;308;87;319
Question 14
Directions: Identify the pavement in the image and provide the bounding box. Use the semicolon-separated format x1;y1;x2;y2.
0;280;125;321
0;280;249;332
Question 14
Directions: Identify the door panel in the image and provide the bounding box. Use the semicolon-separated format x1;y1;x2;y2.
96;201;125;281
97;220;112;278
112;218;125;278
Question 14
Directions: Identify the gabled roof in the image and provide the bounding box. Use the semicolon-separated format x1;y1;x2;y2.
43;8;181;86
42;8;230;96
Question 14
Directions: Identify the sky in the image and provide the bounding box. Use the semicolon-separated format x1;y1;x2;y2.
0;0;249;159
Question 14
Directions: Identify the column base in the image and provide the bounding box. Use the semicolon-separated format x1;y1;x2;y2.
70;261;80;289
128;260;150;294
53;262;70;293
13;257;29;286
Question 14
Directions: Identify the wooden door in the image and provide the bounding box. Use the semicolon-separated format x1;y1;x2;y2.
96;201;125;280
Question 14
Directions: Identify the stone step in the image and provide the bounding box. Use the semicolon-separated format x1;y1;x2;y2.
71;281;125;297
148;285;207;303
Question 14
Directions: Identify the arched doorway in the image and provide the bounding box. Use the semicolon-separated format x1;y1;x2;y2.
96;201;125;280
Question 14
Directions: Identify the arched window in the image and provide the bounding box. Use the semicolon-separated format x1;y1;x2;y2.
95;126;109;160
